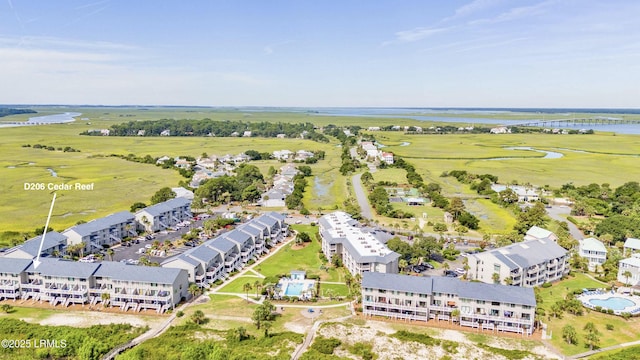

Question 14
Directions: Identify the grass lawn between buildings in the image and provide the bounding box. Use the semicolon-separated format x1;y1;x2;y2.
538;273;640;356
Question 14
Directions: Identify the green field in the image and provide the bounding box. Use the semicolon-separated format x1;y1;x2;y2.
537;273;640;356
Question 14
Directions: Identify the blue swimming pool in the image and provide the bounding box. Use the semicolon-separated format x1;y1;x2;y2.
284;282;305;296
589;297;635;310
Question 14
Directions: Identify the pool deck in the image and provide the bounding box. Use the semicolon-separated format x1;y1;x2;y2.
577;291;640;315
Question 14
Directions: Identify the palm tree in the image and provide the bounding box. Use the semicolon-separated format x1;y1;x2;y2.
504;276;514;286
106;249;114;262
243;282;253;302
451;309;460;324
443;262;450;272
233;326;248;342
399;259;408;273
254;280;262;298
101;292;110;307
623;271;632;286
492;272;500;284
191;310;206;325
262;321;273;338
189;283;202;298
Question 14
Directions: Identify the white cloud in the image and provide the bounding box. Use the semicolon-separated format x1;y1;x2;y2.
452;0;504;19
388;26;451;44
470;0;556;25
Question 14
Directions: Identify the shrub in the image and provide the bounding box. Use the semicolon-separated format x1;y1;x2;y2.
607;309;614;314
541;282;552;288
606;324;614;330
311;337;341;355
595;306;602;312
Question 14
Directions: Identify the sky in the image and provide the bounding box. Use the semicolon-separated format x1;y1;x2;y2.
0;0;639;108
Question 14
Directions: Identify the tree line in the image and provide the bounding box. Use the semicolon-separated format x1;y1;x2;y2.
81;118;329;142
0;107;36;117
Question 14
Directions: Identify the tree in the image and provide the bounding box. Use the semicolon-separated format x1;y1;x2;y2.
191;310;206;324
451;309;460;324
448;197;465;220
296;232;311;243
262;321;273;338
562;324;578;345
504;276;513;286
130;202;147;212
254;280;262;298
492;272;500;284
230;326;248;342
399;259;408;273
331;254;343;268
583;322;600;351
101;292;110;307
106;248;114;261
0;304;13;313
514;202;548;234
189;283;202;298
241;184;261;203
623;270;632;286
433;222;448;233
151;187;176;204
252;300;275;329
243;282;253;302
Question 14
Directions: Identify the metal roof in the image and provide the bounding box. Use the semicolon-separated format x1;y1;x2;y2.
205;237;237;254
11;231;67;258
136;197;191;217
26;258;100;278
95;261;185;284
64;211;134;236
0;258;33;274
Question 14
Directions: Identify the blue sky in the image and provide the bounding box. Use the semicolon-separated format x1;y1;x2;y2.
1;0;638;107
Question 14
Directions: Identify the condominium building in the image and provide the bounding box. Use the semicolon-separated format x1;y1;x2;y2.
2;231;67;259
162;244;225;287
623;238;640;256
0;257;187;312
319;212;399;276
252;212;288;246
221;229;257;266
362;272;536;335
578;237;607;271
63;211;137;252
524;226;558;242
135;197;192;232
467;236;569;287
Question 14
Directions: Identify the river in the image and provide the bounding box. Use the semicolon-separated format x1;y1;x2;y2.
0;112;82;128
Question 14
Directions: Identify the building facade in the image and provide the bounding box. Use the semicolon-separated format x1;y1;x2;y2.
319;212;399;276
2;231;67;259
135;197;192;233
618;254;640;287
63;211;137;252
578;237;607;271
467;236;569;287
362;272;536;335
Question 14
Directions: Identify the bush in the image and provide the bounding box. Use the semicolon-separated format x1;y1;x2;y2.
176;310;184;317
606;324;614;330
541;282;552;288
607;308;614;314
595;306;602;312
311;337;341;355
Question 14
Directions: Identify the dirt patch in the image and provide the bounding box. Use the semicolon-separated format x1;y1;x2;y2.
38;311;163;328
291;242;312;250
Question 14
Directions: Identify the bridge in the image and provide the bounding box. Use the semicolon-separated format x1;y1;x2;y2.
507;117;640;128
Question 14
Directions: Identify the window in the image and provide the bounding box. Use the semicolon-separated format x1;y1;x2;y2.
493;264;501;273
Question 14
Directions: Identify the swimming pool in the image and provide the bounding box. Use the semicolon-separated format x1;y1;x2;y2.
589;297;635;311
284;282;306;296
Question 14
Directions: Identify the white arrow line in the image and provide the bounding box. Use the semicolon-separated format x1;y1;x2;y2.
33;192;57;269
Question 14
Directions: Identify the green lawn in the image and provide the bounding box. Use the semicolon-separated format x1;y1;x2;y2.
218;276;265;294
318;283;350;297
538;273;640;356
371;168;408;184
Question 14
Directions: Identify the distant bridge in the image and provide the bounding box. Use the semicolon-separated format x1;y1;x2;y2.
507;117;640;128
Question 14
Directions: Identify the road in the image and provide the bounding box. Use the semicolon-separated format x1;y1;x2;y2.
351;173;373;220
546;205;584;240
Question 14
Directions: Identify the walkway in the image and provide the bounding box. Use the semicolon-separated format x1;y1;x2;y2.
291;303;355;360
569;338;640;359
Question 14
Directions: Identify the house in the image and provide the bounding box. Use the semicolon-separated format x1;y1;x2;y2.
63;211;137;252
624;238;640;256
579;237;607;271
260;188;286;207
319;212;399;276
171;187;194;200
467;235;569;287
367;127;380;131
135;198;192;233
362;272;536;335
281;164;299;177
196;157;217;169
443;212;454;224
276;134;286;139
273;150;293;161
100;129;110;136
361;142;379;158
156;155;171;164
524;226;559;242
2;232;67;259
175;158;191;169
295;150;314;161
137;130;145;136
617;254;640;287
160;129;170;136
243;131;252;137
490;126;510;134
381;152;394;165
491;185;540;202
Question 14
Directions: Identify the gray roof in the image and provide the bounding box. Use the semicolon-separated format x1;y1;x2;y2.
183;245;221;264
137;197;191;217
222;229;252;245
363;272;536;307
15;231;67;257
624;238;640;250
483;239;568;269
237;224;261;237
339;238;400;264
264;212;286;222
362;272;433;294
206;237;237;254
26;258;100;278
0;258;33;274
65;211;134;236
161;254;201;267
95;261;184;284
254;215;277;228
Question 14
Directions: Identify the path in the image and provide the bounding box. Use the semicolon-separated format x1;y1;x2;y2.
352;173;373;220
291;305;354;360
569;338;640;359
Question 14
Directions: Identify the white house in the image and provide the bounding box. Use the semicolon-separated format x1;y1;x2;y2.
579;237;607;271
381;152;394;165
618;254;640;287
624;238;640;256
524;226;558;242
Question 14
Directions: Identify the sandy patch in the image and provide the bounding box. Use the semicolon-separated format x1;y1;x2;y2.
38;311;163;328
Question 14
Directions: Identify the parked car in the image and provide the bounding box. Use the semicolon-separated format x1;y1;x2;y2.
444;270;459;277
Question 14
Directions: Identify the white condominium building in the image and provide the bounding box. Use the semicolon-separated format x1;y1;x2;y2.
362;272;536;335
467;232;569;287
319;212;399;276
